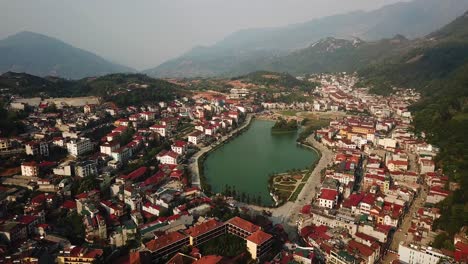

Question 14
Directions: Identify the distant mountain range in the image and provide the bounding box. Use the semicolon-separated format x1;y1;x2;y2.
145;0;468;78
0;31;135;79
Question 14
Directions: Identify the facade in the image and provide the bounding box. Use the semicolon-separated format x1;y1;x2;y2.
21;161;39;177
100;141;120;156
75;161;98;178
245;230;273;260
188;130;204;145
157;150;180;165
67;138;93;157
398;243;448;264
56;246;103;264
25;141;49;156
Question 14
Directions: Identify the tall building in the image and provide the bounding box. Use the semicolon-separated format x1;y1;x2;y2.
67;138;93;157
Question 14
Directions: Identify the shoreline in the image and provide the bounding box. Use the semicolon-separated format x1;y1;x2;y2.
189;114;255;189
194;116;323;208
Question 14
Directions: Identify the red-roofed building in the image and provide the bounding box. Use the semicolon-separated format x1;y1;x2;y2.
455;241;468;263
318;189;338;209
156;150;180;165
226;216;260;238
246;230;273;260
185;219;225;246
145;231;189;262
171;140;188;155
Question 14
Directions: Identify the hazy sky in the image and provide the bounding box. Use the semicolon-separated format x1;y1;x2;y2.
0;0;407;70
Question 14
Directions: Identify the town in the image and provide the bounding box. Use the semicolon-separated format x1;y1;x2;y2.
0;71;466;264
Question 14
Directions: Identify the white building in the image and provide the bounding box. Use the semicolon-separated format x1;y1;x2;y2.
67;138;93;157
25;141;49;156
156;150;179;165
150;124;167;137
187;130;204;145
398;243;449;264
100;142;120;156
21;162;39;177
171;140;188;155
75;161;98;178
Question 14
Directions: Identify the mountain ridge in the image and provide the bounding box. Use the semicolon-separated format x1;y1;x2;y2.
145;0;468;78
0;31;135;79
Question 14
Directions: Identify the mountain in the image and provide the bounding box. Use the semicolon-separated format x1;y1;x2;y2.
358;11;468;247
145;0;468;78
0;31;135;79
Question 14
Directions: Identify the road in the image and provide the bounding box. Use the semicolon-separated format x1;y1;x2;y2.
382;186;427;263
189;114;253;187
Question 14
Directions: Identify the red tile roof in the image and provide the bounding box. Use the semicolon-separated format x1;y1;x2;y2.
185;219;224;238
227;217;260;233
319;189;338;201
145;231;187;252
246;230;272;245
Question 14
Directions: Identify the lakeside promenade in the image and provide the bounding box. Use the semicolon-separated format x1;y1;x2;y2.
189;113;254;187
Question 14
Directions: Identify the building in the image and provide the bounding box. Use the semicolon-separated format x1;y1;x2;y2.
0;221;28;244
67;138;93;157
188;130;204;145
150;124;168;137
25;141;49;156
56;246;103;264
226;216;260;238
21;161;39;177
75;161;98;178
185;219;226;246
156;150;180;165
145;231;190;262
171;140;188;155
100;141;120;156
245;230;273;260
0;138;11;150
318;189;339;209
398;242;449;264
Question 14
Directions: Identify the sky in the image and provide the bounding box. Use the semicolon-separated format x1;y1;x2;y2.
0;0;407;70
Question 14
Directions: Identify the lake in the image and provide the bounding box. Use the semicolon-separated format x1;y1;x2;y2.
203;119;319;206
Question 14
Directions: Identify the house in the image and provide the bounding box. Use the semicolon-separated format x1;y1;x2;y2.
56;246;104;264
100;141;120;156
142;202;162;216
156;150;180;165
171;140;188;155
188;130;204;145
140;111;156;121
419;159;435;175
318;189;339;209
150;124;168;137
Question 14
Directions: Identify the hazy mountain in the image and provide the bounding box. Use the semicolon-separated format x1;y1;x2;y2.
0;31;135;79
359;10;468;96
145;0;468;78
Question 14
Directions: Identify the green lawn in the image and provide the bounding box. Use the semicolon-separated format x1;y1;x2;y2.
280;110;299;116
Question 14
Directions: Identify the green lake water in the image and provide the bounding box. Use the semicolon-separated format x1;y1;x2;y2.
204;119;319;206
